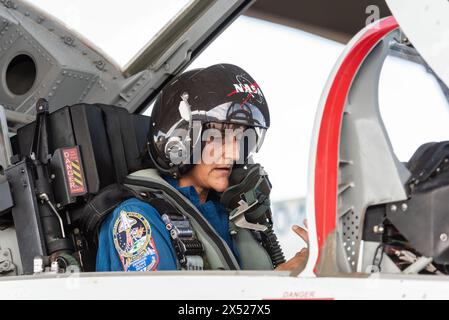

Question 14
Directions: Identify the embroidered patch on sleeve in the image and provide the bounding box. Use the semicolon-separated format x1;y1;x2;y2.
113;210;160;271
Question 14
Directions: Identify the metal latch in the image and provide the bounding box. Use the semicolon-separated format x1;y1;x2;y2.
229;199;268;232
0;248;15;274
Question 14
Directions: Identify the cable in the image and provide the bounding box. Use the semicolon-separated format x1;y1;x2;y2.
371;243;384;272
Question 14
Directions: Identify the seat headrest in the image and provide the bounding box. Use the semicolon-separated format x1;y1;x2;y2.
16;103;151;193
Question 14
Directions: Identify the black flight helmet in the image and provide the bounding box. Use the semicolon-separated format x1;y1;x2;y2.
148;63;270;177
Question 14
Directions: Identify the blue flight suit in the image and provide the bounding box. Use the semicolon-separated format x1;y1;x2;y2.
96;175;240;271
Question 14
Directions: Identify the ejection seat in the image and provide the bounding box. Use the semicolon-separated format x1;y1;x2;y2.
5;103;151;273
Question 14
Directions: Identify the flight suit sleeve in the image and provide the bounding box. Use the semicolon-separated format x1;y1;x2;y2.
96;198;177;271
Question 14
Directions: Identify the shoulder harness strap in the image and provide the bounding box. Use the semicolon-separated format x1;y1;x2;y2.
142;195;204;270
80;183;137;244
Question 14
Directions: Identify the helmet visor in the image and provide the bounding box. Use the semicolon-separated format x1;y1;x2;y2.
201;122;267;164
193;102;268;129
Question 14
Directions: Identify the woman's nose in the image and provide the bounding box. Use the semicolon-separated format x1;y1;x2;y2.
224;137;240;162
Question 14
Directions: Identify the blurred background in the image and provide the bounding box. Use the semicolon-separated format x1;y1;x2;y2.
30;0;449;258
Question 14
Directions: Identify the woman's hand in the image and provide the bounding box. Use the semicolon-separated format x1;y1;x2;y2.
275;220;309;273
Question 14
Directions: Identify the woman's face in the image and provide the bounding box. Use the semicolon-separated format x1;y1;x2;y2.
182;123;244;193
189;134;240;193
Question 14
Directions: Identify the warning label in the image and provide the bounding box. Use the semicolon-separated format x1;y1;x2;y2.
63;147;86;196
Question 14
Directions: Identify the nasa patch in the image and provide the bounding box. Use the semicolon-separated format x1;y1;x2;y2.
113;210;159;271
